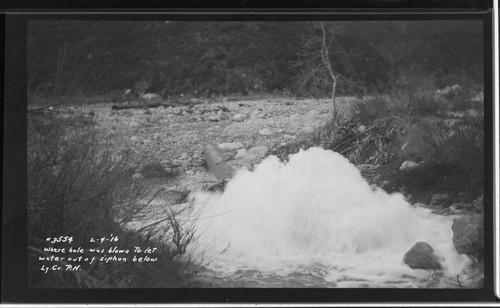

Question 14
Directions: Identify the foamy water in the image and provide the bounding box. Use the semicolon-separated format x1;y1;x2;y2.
187;147;475;288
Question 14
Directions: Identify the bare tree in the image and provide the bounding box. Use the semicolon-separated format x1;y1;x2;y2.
295;21;344;125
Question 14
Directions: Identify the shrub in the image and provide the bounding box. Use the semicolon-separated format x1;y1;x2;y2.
271;113;404;167
398;115;484;199
28;111;199;288
350;96;389;125
409;91;443;115
399;117;449;163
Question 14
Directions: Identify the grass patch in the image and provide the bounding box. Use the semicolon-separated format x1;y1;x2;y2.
28;109;201;288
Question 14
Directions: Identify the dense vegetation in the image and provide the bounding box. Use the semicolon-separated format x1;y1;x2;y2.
28;20;483;100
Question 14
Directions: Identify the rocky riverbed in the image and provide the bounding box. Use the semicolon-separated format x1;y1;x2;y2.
68;97;342;192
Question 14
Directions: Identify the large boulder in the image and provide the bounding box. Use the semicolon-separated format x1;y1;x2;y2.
452;214;484;258
218;142;244;152
203;144;234;180
403;242;442;270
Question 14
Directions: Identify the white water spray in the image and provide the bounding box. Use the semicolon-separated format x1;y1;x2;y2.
188;147;473;287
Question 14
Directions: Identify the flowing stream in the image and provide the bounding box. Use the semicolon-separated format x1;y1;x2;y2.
187;147;476;288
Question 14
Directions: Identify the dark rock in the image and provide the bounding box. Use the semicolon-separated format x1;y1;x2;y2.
430;193;449;205
403;242;442;270
452;214;484;258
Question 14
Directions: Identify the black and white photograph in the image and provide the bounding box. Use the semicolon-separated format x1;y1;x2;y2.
2;2;497;304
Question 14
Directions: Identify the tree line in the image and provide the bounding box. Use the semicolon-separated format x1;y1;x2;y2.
28;20;483;99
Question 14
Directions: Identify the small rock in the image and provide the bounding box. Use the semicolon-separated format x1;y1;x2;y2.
357;125;366;134
235;148;248;160
130;136;139;142
232;113;248;122
132;173;143;180
172;159;184;165
403;242;442;270
179;152;189;160
247;146;269;160
451;202;469;210
399;161;420;171
188;98;203;105
142;93;163;101
452;214;484;258
302;127;315;135
219;142;244;152
208;115;221;122
259;128;274;136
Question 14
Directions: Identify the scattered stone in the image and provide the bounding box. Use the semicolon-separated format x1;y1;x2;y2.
452;214;484;258
142;93;163;101
403;242;442;270
357;125;366;134
179;152;189;160
188;98;203;105
130;136;139;142
399;161;420;171
234;148;248;160
132;173;143;180
172;159;184;166
218;142;244;152
232;113;248;122
259;128;274;136
172;107;182;115
203;144;234;180
208;115;221;122
247;146;269;161
234;146;269;162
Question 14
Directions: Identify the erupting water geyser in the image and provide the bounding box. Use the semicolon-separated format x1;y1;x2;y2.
188;147;473;287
